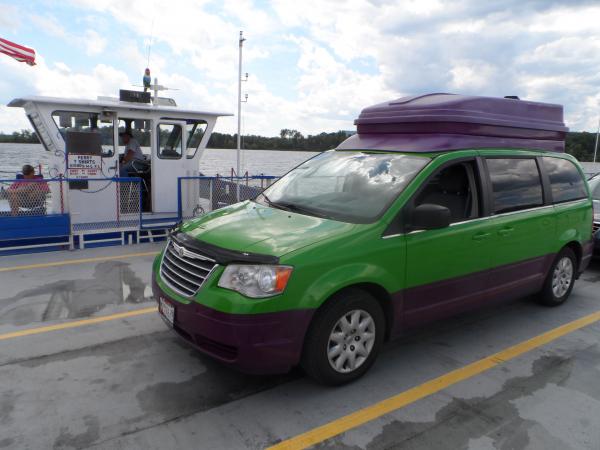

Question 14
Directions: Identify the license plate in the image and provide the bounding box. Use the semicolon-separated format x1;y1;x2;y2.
159;298;175;326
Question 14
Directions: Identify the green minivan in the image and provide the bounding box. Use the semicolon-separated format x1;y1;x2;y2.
152;94;594;385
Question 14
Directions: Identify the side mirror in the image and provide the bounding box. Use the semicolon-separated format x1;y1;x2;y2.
412;204;451;230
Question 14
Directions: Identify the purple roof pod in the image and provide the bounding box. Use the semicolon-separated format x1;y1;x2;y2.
337;93;569;153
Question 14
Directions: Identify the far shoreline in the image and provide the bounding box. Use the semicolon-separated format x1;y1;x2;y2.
0;142;321;153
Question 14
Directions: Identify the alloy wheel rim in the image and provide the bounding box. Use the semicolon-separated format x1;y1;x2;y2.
552;256;573;298
327;309;376;374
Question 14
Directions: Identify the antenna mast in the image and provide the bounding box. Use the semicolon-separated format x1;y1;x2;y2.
236;31;248;176
594;117;599;163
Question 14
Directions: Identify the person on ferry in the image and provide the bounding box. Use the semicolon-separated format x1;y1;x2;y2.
7;164;49;215
119;131;145;177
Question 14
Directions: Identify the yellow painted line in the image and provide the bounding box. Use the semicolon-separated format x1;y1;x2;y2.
0;307;157;341
0;251;159;273
269;309;600;450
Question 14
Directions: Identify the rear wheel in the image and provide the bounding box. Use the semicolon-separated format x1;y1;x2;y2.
301;289;385;385
538;247;577;306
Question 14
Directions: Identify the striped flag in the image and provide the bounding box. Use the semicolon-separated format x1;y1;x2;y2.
0;37;36;65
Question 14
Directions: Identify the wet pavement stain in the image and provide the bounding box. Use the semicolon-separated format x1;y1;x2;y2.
582;274;600;284
6;328;298;447
53;414;100;450
0;438;14;449
0;391;17;425
583;261;600;283
136;344;299;418
136;369;294;419
13;331;170;369
0;261;152;327
315;347;600;450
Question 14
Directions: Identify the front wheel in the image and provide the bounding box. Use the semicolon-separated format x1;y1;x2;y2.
538;247;577;306
301;289;385;385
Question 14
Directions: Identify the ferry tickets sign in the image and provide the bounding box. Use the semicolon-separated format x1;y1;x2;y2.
67;154;102;179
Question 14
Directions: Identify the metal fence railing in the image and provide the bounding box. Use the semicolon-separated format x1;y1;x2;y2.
177;175;279;221
0;177;64;217
1;175;277;248
69;177;142;232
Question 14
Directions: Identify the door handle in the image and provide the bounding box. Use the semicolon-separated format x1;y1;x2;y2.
472;232;491;241
498;227;515;237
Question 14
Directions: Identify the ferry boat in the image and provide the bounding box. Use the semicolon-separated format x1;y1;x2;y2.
0;89;277;255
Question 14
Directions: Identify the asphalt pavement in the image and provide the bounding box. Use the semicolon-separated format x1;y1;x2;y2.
1;244;599;450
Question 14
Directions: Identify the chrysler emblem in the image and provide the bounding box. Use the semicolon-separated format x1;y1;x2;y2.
170;240;213;262
173;243;185;258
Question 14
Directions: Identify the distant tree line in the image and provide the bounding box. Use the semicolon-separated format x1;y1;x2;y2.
2;128;600;160
206;129;350;151
0;130;39;143
565;132;600;162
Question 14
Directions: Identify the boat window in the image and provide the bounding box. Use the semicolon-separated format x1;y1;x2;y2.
161;118;207;158
186;121;207;158
52;111;114;157
26;114;51;152
486;158;544;214
157;123;183;159
117;118;151;158
257;151;430;224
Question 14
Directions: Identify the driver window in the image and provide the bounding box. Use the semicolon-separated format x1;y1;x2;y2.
117;119;151;158
157;123;183;159
414;162;480;223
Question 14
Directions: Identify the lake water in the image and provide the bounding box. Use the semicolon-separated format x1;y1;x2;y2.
0;143;319;178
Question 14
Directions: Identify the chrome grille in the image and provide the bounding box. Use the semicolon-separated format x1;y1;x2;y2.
594;222;600;235
160;239;217;297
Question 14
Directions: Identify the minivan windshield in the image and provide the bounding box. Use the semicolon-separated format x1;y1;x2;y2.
257;151;430;223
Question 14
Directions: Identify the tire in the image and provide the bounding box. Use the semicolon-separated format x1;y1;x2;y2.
538;247;577;306
301;288;385;385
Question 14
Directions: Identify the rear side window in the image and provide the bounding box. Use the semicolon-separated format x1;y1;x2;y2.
542;157;587;203
486;158;544;214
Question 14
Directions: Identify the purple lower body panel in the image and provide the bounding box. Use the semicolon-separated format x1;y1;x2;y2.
392;254;556;334
152;276;314;375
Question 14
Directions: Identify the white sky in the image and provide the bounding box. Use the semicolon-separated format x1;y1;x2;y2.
1;0;600;135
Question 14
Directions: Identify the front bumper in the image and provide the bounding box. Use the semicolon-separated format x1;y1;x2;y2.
152;275;314;375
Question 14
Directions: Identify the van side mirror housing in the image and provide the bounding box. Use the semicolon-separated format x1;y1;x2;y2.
412;204;451;230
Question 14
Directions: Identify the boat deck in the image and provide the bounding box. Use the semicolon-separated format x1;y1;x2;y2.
1;245;600;449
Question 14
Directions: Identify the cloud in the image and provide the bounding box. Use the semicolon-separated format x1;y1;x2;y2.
0;105;30;134
0;2;20;31
0;56;129;100
84;30;107;56
3;0;600;138
29;12;108;58
30;14;67;39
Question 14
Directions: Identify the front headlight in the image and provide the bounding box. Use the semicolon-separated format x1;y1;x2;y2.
218;264;293;298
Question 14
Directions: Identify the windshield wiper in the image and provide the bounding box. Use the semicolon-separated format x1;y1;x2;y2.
260;192;273;206
259;195;331;219
274;201;331;219
259;193;294;212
